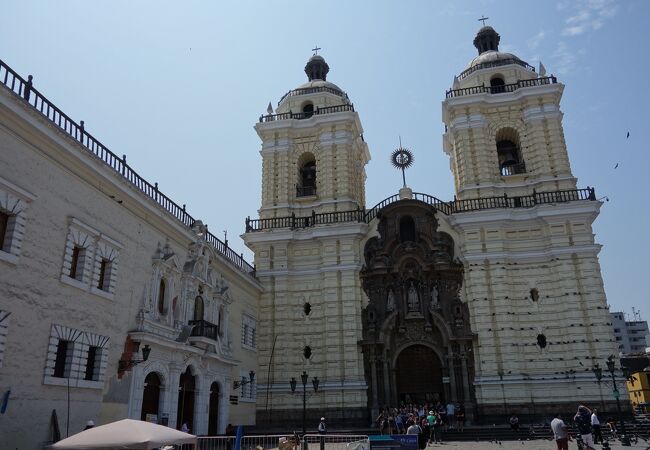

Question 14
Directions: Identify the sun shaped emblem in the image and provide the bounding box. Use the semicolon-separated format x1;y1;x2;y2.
391;148;414;170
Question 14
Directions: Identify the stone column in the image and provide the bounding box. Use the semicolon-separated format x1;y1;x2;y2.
194;375;208;435
447;348;458;402
167;365;182;429
383;353;391;407
370;350;379;419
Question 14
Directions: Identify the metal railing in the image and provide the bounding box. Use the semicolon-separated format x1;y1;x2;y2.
0;58;255;276
500;162;527;176
296;185;317;197
278;85;347;105
457;57;536;80
446;76;557;99
197;436;236;450
245;187;596;232
189;320;220;341
259;104;354;123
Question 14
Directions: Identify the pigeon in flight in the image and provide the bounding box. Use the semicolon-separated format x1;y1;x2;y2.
626;131;630;138
614;163;619;169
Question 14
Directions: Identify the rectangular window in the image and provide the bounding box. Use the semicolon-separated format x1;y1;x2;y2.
241;315;257;349
53;340;70;378
97;259;109;290
0;211;8;251
69;246;85;280
84;346;99;380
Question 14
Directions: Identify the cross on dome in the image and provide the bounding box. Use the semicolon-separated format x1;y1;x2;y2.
478;15;489;26
311;45;322;55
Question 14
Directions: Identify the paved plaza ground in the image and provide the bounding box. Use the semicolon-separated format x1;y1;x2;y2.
422;440;650;450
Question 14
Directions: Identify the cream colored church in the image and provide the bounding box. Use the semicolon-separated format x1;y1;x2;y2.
0;23;622;448
244;25;620;425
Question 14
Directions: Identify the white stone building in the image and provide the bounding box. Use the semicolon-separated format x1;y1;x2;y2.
611;311;650;354
244;26;622;425
0;60;261;449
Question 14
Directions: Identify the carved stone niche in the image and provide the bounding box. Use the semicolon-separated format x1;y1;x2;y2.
360;200;466;337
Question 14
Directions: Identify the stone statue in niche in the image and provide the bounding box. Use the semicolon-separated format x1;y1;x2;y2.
407;281;420;312
429;284;440;313
386;288;396;312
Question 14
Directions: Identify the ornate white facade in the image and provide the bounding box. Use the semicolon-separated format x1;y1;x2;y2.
246;27;622;425
0;60;261;450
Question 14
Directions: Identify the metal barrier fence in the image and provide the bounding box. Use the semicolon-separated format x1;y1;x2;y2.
197;436;236;450
197;435;369;450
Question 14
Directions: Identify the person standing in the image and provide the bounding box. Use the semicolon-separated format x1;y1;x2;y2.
550;413;570;450
455;404;465;432
446;402;455;430
318;417;327;450
509;414;519;431
591;408;602;444
574;405;595;450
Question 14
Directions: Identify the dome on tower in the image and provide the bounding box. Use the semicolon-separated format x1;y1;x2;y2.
464;26;532;72
305;54;329;81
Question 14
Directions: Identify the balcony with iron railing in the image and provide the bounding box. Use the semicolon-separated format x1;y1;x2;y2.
446;76;557;99
0;58;256;277
277;85;347;105
245;187;597;232
259;103;354;123
189;320;220;341
457;58;536;81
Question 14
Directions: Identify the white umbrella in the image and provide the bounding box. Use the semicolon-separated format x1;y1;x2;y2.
46;418;197;449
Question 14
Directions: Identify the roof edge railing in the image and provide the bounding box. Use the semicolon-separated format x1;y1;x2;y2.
0;58;255;276
245;187;596;232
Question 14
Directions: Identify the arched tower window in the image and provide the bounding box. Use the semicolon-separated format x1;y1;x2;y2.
297;153;317;197
157;278;167;315
302;102;314;118
399;216;416;242
496;128;526;176
490;76;505;93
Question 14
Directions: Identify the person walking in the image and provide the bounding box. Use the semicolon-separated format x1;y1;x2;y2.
574;405;595;450
550;413;570;450
591;408;602;444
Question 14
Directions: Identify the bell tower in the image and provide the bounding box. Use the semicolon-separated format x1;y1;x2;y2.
439;26;621;419
443;25;575;200
256;54;370;219
245;54;371;426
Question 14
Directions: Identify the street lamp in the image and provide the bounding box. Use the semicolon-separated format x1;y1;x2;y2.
591;355;632;447
290;371;319;434
233;370;256;390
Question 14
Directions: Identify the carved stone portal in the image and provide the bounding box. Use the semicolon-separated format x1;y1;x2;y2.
360;200;476;417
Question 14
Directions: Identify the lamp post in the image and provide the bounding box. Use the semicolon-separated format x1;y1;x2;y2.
595;356;631;446
290;371;320;435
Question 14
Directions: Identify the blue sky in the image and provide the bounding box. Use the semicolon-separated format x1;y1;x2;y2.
2;1;648;318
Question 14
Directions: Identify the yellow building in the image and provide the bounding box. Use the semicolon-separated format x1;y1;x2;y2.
627;370;650;410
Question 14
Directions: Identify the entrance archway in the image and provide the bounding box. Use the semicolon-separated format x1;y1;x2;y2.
176;367;196;431
395;345;444;404
208;381;220;435
141;372;161;422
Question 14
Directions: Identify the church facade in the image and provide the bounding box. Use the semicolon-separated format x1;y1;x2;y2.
245;26;621;424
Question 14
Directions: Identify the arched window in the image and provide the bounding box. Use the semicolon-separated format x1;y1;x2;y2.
297;153;317;197
399;216;416;242
302;102;314;118
490;76;505;93
157;278;167;315
496;128;526;176
193;296;204;321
